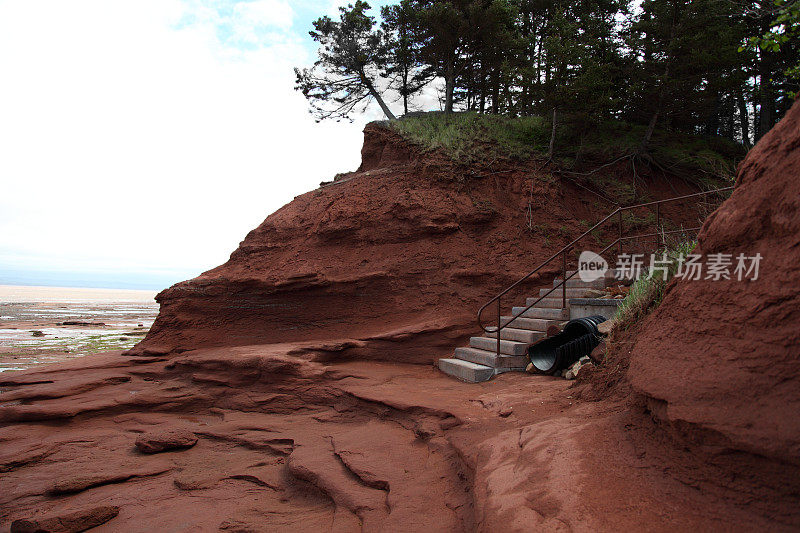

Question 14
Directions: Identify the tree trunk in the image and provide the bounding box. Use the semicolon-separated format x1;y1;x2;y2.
535;32;542;109
491;68;500;114
722;99;734;140
757;77;773;140
704;95;721;136
503;79;512;115
548;107;557;159
361;72;396;120
640;60;671;153
726;100;735;140
479;66;486;113
402;65;409;115
445;59;455;114
641;110;659;152
738;90;750;147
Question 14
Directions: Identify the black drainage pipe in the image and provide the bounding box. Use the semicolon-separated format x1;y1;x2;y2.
528;316;606;375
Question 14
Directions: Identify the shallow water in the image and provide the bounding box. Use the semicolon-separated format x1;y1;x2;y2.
0;285;160;372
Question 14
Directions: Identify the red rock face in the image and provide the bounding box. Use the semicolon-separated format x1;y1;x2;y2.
628;99;800;466
129;123;704;362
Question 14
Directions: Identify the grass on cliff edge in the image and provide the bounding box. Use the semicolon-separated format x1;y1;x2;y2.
388;112;744;187
613;239;697;330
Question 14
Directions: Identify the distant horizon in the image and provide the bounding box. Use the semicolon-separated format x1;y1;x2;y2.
0;282;161;292
0;268;192;291
0;283;159;304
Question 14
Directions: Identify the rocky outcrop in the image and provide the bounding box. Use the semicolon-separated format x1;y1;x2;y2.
0;350;480;531
128;123;702;362
627;100;800;474
10;505;119;533
5;344;795;531
134;427;198;454
357;122;419;171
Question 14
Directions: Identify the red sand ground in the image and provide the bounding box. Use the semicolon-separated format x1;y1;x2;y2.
1;103;798;532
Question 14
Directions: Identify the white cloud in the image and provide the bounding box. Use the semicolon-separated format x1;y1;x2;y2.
233;0;294;29
0;0;371;286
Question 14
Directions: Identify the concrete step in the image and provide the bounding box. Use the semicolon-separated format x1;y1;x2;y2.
512;306;570;320
553;276;609;289
484;327;545;344
469;336;528;356
454;347;528;369
500;316;559;331
563;268;627;276
526;296;570;308
438;358;494;383
564;269;621;276
565;269;633;282
539;287;601;298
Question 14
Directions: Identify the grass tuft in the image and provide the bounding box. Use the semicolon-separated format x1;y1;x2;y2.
389;112;549;163
614;240;697;329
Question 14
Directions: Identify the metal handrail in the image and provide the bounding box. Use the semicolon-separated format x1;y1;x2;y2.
477;187;734;357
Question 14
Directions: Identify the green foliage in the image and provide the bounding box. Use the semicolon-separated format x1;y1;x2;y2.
296;0;797;145
381;0;433;113
744;1;799;53
742;0;800;97
625;0;746;126
621;211;656;230
294;1;397;121
389;111;741;187
406;0;518;113
556;117;741;188
614;240;697;330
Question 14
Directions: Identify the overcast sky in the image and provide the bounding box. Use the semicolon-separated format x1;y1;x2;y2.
0;0;407;289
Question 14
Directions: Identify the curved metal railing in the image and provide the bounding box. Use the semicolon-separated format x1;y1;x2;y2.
477;187;734;357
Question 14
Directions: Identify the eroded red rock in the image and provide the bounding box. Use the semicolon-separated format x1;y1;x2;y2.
134;428;198;454
10;505;119;533
628;99;800;467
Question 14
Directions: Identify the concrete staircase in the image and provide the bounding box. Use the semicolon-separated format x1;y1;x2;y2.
438;272;614;382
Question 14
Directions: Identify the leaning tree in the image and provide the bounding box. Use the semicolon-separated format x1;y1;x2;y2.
295;1;397;121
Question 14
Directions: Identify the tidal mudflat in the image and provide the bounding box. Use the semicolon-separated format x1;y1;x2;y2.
0;285;158;372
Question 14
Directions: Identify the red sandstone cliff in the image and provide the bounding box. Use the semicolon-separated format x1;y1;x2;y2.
626;98;800;471
129;123;701;362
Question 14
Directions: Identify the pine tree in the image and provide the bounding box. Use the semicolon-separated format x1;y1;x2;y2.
293;0;797;143
406;0;472;113
294;1;397;121
381;0;433;114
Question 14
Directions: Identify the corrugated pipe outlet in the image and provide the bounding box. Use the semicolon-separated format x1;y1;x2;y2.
528;315;606;375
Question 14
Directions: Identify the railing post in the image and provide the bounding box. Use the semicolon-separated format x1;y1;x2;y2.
496;298;501;359
562;248;567;309
656;203;661;251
